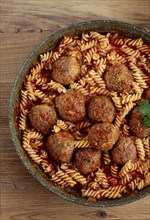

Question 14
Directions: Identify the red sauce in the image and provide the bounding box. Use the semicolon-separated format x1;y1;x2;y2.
40;68;51;81
109;178;118;186
27;98;42;111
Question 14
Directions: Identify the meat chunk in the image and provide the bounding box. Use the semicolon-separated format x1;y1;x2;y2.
75;148;101;174
88;122;120;151
46;131;75;163
55;89;86;122
104;63;134;93
52;56;80;85
112;136;137;165
88;95;115;123
29;104;57;134
129;106;150;138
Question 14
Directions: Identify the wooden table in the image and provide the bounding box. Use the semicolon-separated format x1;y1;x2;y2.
1;1;150;219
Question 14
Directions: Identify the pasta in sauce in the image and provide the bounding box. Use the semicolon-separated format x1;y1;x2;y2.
19;32;150;201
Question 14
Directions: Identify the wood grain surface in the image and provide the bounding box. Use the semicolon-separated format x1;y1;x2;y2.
0;1;150;219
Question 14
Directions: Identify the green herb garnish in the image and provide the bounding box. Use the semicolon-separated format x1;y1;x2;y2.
138;99;150;127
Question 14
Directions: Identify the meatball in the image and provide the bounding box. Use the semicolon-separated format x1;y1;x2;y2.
52;56;80;85
29;104;57;134
75;148;101;174
46;131;75;163
129;107;150;138
88;95;115;123
104;63;134;93
55;89;86;122
112;136;137;165
88;122;120;151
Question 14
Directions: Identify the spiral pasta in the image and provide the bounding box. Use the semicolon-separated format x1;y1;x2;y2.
120;102;136;119
41;160;54;176
70;82;89;96
119;160;132;178
137;173;150;190
113;38;124;46
51;169;76;187
81;39;97;51
20;90;28;111
31;62;44;75
95;168;109;188
135;138;146;161
120;174;132;185
84;47;98;63
72;131;84;140
90;86;110;96
121;93;142;104
110;165;118;178
125;37;143;47
35;77;47;86
82;185;126;199
137;160;149;175
129;63;148;89
128;177;141;190
137;44;150;54
107;51;126;64
19;91;28;131
113;98;136;128
103;152;111;165
25;81;36;100
96;58;107;76
52;51;62;61
22;131;42;164
101;186;126;199
121;45;140;58
42;80;66;93
28;130;44;140
81;188;101;199
19;112;28;131
111;91;122;109
142;138;150;157
73;138;90;148
132;82;143;94
114;115;123;129
34;89;46;99
71;121;91;132
40;51;53;62
89;70;107;89
122;124;130;136
61;164;87;185
56;120;73;131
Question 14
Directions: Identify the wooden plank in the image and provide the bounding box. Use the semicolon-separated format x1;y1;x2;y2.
0;33;48;83
1;0;150;33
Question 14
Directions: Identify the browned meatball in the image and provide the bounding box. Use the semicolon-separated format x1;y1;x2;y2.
112;136;137;165
29;104;57;134
75;148;101;174
88;122;120;151
52;56;80;85
88;95;115;123
104;63;134;93
129;107;150;138
55;89;86;122
144;87;150;100
46;131;75;163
